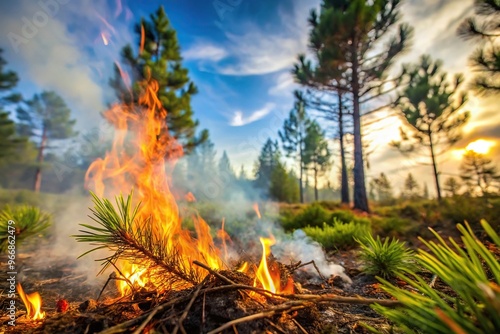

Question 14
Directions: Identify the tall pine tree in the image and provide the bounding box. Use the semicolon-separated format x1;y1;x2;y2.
254;138;281;196
391;55;469;200
110;6;208;153
295;0;413;212
279;93;310;203
16;91;77;192
303;120;332;201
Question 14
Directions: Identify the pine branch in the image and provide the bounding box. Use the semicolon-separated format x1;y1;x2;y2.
0;205;52;253
73;191;202;292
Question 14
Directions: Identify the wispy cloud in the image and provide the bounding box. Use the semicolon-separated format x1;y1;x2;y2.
183;42;228;61
268;71;297;96
230;102;275;126
185;0;320;76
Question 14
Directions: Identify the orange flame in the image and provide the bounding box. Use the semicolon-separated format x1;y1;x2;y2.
253;203;261;219
253;236;294;295
17;283;45;320
85;78;223;295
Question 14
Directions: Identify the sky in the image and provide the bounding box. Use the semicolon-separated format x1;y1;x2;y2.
0;0;498;197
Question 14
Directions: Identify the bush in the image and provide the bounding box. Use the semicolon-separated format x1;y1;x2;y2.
367;220;500;334
282;203;332;231
371;216;417;238
303;219;371;250
0;205;52;253
356;234;416;279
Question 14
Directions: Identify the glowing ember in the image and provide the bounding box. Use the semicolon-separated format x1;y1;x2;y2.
253;203;261;219
17;283;45;320
85;78;223;295
254;236;294;295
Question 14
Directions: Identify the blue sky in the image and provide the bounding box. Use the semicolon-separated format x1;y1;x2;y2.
1;0;498;194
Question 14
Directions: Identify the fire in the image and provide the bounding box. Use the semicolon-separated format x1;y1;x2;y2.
253;203;261;219
253;236;294;295
17;283;45;320
85;77;223;295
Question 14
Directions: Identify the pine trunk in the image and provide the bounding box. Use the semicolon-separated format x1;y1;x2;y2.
299;136;304;203
338;94;349;204
428;132;442;201
351;39;369;212
314;165;319;202
34;128;47;192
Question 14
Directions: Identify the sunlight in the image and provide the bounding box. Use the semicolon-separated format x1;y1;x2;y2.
452;139;496;159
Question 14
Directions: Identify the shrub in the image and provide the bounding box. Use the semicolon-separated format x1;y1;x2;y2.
356;234;416;279
372;216;416;238
367;220;500;334
303;219;371;250
282;203;331;231
0;205;52;252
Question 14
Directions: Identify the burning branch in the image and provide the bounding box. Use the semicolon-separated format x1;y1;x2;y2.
74;191;204;293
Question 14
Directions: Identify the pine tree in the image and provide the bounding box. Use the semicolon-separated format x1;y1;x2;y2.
402;173;420;199
16;91;77;192
0;49;24;161
460;150;500;196
218;150;235;182
443;177;461;197
278;94;309;203
370;173;394;205
391;55;469;200
458;0;500;94
304;120;332;201
295;0;413;212
269;162;300;203
109;5;208;153
254;138;281;196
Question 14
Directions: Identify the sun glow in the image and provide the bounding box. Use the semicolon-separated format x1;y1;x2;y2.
453;139;496;159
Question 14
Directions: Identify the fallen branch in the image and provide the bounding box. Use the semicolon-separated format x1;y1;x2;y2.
207;302;308;334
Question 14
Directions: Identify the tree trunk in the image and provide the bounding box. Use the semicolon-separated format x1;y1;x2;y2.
338;94;350;204
299;135;304;203
428;132;442;200
314;165;319;201
351;39;370;212
34;128;47;192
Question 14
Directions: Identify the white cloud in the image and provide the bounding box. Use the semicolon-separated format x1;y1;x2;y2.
268;71;297;96
187;1;320;76
183;42;228;62
229;103;275;126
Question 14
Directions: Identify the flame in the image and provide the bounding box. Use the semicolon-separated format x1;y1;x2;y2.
85;78;223;296
101;32;109;45
17;283;45;320
253;236;294;295
253;203;261;219
237;262;249;273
